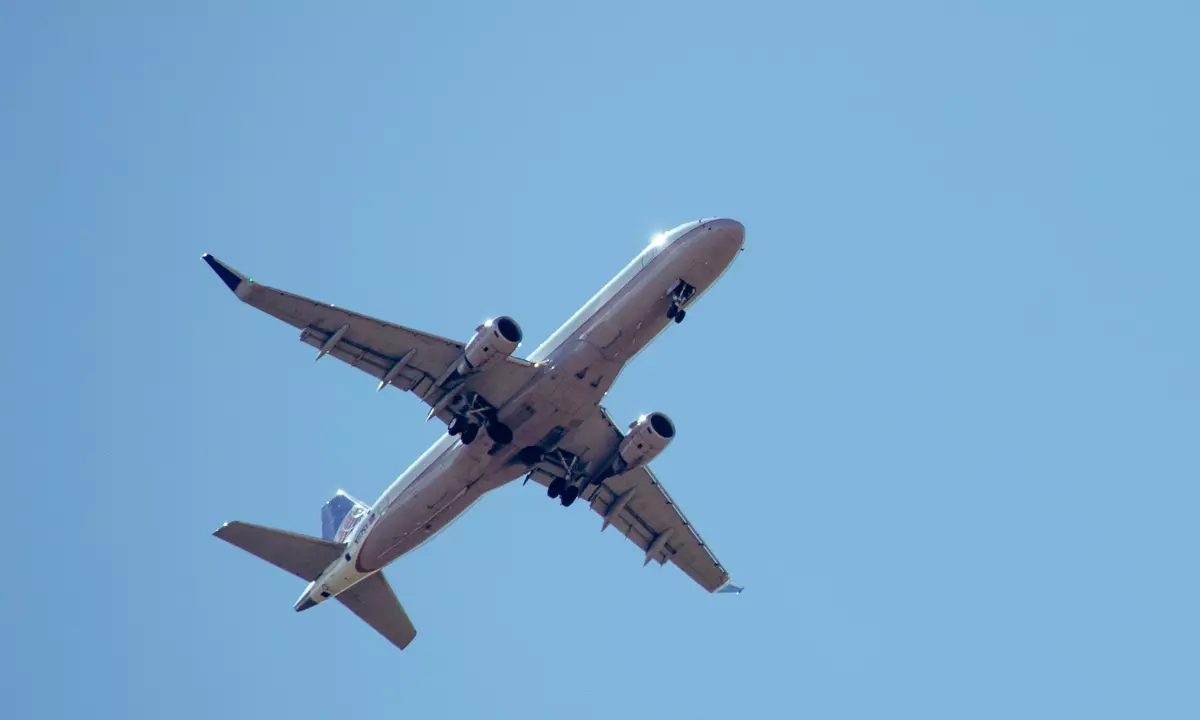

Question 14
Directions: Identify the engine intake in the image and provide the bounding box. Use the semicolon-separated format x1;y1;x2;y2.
615;412;676;473
457;316;523;375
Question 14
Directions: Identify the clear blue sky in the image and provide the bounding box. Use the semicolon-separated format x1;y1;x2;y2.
2;3;1197;718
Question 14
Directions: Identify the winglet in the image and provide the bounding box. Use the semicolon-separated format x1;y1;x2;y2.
202;253;251;294
717;581;744;595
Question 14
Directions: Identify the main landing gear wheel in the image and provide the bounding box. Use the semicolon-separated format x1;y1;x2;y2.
673;309;687;323
448;417;467;436
560;485;580;507
486;422;513;445
547;476;566;499
460;424;480;445
667;303;679;319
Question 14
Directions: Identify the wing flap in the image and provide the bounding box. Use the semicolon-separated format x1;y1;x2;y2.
213;521;345;582
337;572;418;650
528;406;738;594
202;254;540;417
587;467;733;592
247;283;464;389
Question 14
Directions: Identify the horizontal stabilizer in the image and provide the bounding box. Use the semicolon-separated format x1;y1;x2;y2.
214;521;345;582
337;572;418;650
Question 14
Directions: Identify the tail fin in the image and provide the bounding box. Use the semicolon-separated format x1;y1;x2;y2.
213;521;344;581
321;490;369;542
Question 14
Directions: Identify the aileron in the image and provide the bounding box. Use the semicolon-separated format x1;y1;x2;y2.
202;254;540;424
530;406;737;594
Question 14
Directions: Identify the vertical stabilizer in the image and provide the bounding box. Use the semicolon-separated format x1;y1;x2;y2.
321;490;369;542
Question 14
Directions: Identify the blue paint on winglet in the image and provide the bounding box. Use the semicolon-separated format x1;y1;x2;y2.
202;253;243;293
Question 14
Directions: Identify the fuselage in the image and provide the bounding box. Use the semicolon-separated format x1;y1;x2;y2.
300;218;744;607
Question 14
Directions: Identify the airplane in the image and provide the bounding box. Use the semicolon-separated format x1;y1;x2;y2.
206;218;746;650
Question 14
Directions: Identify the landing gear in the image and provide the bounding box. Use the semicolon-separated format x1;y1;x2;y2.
546;479;581;506
667;279;696;323
449;415;482;445
448;394;511;446
532;448;588;507
486;422;513;444
517;446;546;466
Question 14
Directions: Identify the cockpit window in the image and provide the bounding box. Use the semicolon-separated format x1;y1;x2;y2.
659;220;703;246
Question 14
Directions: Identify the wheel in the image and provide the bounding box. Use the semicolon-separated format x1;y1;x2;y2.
560;485;580;507
517;446;545;465
448;417;466;436
674;309;686;324
547;476;566;499
666;303;678;319
486;422;513;445
461;424;480;445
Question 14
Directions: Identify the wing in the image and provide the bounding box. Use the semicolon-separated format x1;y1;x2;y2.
202;254;537;422
528;408;742;594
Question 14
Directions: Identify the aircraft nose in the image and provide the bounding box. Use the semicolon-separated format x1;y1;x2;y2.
693;218;745;258
700;218;745;248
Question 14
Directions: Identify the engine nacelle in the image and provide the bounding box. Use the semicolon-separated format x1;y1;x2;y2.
457;316;523;375
616;412;676;473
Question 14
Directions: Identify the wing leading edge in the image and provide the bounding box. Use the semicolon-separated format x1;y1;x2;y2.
201;254;538;422
529;407;742;594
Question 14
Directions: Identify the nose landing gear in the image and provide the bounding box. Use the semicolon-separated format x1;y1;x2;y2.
667;279;696;324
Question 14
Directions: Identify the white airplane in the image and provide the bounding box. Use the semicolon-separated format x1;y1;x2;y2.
207;218;745;650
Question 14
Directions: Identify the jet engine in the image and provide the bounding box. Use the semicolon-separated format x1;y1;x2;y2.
614;412;676;473
456;316;523;375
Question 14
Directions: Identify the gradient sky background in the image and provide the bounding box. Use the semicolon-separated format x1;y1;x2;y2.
2;3;1198;718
